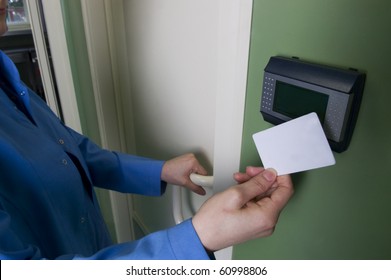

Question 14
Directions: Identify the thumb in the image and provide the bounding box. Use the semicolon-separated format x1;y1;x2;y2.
233;168;277;208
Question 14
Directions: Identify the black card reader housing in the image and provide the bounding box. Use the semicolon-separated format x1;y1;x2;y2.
260;56;366;153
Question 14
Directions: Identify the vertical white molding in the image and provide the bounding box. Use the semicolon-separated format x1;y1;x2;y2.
80;0;113;148
39;0;82;132
213;0;253;194
213;0;253;260
80;0;134;243
103;0;138;242
103;0;137;154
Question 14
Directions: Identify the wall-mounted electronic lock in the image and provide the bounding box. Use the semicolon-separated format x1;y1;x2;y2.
260;56;366;153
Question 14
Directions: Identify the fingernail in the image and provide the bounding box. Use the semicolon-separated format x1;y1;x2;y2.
263;169;277;182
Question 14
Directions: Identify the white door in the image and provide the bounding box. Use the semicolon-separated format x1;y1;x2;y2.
70;0;253;260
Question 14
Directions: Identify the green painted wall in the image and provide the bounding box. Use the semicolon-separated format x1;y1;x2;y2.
234;0;391;259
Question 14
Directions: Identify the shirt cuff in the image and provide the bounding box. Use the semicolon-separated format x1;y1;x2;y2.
167;219;214;260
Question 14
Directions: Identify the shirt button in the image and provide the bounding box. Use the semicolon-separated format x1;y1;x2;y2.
20;91;26;96
80;217;86;224
59;139;65;145
62;159;68;165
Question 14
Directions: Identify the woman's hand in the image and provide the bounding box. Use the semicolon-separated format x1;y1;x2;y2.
193;168;293;252
161;153;208;195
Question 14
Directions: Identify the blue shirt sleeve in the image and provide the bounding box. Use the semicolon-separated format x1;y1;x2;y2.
0;213;211;260
65;125;167;196
73;219;211;260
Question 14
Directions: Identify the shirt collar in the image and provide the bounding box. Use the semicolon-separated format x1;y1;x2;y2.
0;50;35;124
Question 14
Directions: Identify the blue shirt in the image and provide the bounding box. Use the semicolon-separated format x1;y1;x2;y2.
0;50;210;260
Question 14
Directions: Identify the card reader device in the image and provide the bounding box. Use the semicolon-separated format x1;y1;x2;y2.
260;56;366;152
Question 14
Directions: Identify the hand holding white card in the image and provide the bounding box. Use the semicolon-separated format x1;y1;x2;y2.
252;113;336;175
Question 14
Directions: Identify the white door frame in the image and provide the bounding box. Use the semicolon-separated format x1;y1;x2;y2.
80;0;135;244
213;0;253;193
213;0;253;259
